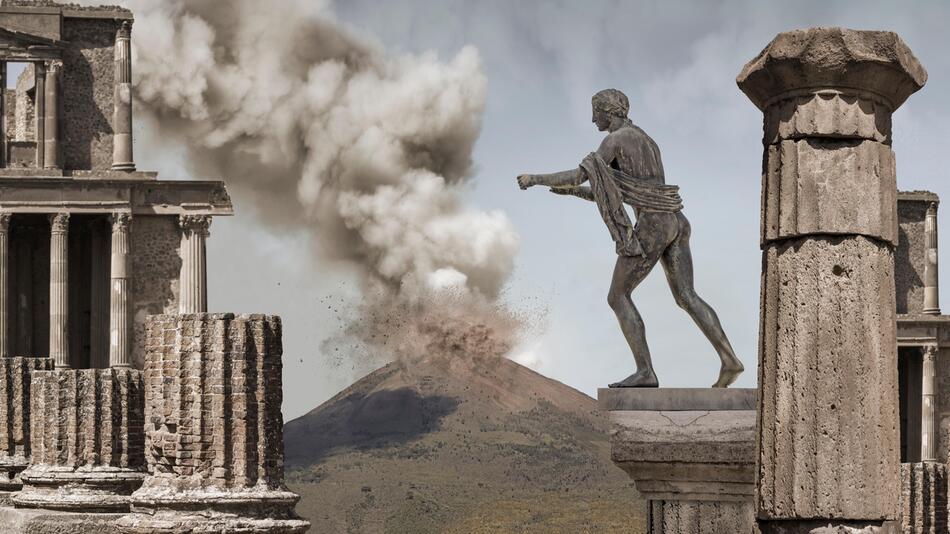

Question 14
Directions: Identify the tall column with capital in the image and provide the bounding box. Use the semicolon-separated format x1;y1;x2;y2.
739;28;926;532
921;344;938;463
179;215;210;314
49;212;69;368
34;62;45;169
43;60;60;170
923;202;940;315
0;213;9;358
109;213;132;368
112;21;135;171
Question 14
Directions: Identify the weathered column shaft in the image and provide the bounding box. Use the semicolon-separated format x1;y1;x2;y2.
90;220;109;368
923;203;939;314
15;368;145;511
0;357;53;491
43;60;60;170
901;462;948;534
739;28;927;533
178;215;210;314
109;213;132;368
34;62;45;169
921;344;937;462
112;21;135;172
120;313;308;533
0;214;9;359
49;213;69;369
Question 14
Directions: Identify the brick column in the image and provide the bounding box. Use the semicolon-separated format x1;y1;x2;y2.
13;368;145;511
43;60;60;170
900;462;948;534
109;212;132;368
178;215;210;314
49;212;69;369
118;314;308;533
0;357;53;492
738;28;927;533
112;21;135;172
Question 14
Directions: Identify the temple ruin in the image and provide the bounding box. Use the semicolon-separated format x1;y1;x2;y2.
0;1;307;532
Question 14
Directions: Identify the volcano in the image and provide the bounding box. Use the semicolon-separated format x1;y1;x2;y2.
284;355;646;533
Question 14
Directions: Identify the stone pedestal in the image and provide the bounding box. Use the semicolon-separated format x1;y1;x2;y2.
0;357;53;493
738;28;927;533
901;462;948;534
13;368;145;512
118;314;308;533
598;388;756;534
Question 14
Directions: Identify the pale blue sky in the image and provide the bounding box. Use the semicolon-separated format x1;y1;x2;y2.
137;1;950;420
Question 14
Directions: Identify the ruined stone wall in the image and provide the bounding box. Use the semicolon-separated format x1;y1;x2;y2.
61;17;117;171
897;195;932;314
937;347;950;463
130;216;180;370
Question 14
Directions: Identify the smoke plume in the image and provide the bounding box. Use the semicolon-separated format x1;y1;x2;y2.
112;0;522;364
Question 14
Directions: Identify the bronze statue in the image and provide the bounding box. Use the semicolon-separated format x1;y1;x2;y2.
517;89;743;388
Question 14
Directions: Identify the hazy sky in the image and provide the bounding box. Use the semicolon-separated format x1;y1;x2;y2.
132;1;950;420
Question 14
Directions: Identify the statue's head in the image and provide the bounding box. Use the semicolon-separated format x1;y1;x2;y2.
591;89;629;131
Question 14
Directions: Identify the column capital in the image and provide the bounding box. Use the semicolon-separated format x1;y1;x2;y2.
49;213;69;234
923;344;939;362
0;213;10;232
46;59;62;74
179;214;211;237
110;212;132;232
928;202;938;217
117;20;132;39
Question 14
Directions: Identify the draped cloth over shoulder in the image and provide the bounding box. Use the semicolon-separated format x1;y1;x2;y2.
579;152;683;257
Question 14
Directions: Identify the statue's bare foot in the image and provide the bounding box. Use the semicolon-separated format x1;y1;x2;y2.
712;358;744;388
609;369;659;388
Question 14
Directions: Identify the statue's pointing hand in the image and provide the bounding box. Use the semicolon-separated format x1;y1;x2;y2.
517;174;536;190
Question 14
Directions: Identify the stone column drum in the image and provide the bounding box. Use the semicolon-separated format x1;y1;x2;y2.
738;28;927;533
118;314;308;533
0;357;53;495
13;368;145;511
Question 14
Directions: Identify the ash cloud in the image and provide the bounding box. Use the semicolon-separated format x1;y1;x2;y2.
107;0;522;364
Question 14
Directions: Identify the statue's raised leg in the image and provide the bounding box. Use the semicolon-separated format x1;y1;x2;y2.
660;214;743;387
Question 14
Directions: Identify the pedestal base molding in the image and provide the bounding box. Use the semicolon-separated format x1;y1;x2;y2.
14;466;145;512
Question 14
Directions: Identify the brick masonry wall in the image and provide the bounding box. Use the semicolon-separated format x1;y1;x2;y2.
900;462;948;534
896;198;929;314
0;357;52;489
62;17;118;171
143;314;285;489
130;216;180;370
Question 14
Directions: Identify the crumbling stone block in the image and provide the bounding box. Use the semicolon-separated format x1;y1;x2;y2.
118;313;308;533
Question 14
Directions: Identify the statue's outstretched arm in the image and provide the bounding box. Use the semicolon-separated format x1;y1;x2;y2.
550;185;594;202
517;168;587;190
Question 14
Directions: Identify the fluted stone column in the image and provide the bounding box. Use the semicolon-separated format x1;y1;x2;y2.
119;314;309;533
738;28;927;533
0;213;9;359
921;344;937;463
49;213;69;369
14;368;145;511
34;62;45;169
0;357;53;493
109;212;131;368
43;60;60;170
178;215;210;314
112;21;135;172
923;202;940;314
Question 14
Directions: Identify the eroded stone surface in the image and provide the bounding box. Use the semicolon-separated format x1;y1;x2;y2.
757;236;899;520
763;91;892;144
649;500;755;534
762;139;897;246
737;27;927;111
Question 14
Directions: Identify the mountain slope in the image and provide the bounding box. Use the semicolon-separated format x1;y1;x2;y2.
284;355;646;533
